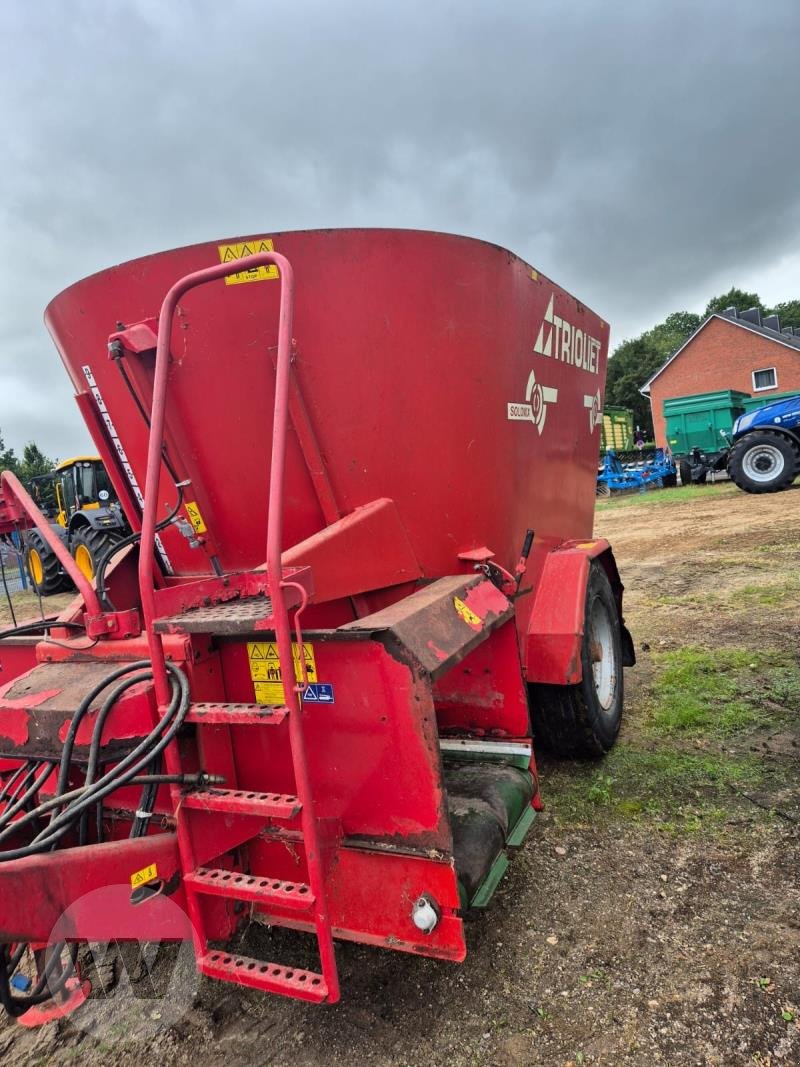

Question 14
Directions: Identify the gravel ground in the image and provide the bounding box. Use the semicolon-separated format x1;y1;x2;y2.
1;482;798;1065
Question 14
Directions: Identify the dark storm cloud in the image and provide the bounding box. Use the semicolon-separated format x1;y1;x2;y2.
2;0;800;455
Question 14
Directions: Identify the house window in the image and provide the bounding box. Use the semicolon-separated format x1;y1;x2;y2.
752;367;777;391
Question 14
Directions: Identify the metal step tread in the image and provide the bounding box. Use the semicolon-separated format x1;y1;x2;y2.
154;593;275;635
181;788;301;819
198;951;327;1001
186;867;315;911
186;702;287;725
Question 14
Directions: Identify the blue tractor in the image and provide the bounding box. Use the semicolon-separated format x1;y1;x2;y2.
727;395;800;494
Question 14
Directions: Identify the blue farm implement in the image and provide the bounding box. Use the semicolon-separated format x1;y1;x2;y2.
596;449;677;496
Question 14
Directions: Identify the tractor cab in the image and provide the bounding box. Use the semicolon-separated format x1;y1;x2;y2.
24;456;129;593
51;457;116;527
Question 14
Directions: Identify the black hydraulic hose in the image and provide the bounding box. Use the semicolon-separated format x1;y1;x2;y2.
77;668;153;844
95;484;185;611
51;660;153;816
0;942;80;1018
131;755;161;839
111;350;183;483
0;762;32;805
0;620;86;641
0;762;54;832
0;663;189;857
30;670;186;850
0;660;188;1016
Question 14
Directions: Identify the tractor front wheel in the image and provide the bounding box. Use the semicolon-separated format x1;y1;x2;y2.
727;432;799;494
25;532;70;596
71;527;124;581
529;562;624;758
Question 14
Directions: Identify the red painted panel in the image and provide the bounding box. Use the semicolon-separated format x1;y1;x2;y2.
44;229;610;669
525;539;610;684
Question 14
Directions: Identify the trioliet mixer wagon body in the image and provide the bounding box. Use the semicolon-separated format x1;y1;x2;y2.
0;229;633;1020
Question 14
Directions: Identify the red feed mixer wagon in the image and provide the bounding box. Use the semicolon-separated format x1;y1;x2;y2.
0;229;633;1020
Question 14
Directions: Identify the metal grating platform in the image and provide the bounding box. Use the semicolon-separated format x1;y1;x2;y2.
153;594;275;635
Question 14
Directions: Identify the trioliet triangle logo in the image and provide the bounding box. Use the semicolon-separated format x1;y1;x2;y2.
534;294;601;374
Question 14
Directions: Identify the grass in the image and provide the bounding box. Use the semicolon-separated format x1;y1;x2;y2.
649;647;800;736
542;643;800;834
596;482;738;511
542;743;761;831
649;573;800;612
735;577;800;608
0;589;75;626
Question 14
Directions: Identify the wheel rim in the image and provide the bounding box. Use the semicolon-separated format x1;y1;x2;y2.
741;444;784;483
74;543;94;579
589;597;617;712
28;549;44;585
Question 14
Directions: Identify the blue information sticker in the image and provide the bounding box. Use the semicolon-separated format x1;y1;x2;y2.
302;682;335;704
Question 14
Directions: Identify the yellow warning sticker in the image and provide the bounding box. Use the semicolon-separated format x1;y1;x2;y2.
218;237;279;285
185;501;207;535
454;596;482;628
247;641;317;704
130;863;158;889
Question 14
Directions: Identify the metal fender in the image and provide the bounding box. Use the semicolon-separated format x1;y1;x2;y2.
68;506;127;534
524;539;635;686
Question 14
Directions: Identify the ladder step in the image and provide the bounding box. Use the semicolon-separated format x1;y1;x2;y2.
185;867;315;911
198;952;328;1002
154;594;275;635
181;788;301;819
186;702;287;725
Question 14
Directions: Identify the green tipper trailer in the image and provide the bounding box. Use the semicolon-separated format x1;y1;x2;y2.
663;390;749;455
741;390;800;413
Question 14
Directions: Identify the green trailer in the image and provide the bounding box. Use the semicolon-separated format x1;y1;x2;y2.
663;390;750;455
600;405;634;453
741;390;800;414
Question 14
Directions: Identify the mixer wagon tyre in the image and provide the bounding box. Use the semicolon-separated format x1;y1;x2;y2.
529;563;623;758
24;532;70;596
71;527;123;581
727;432;799;494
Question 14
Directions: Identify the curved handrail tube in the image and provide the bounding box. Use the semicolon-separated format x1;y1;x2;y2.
0;470;102;618
138;252;295;706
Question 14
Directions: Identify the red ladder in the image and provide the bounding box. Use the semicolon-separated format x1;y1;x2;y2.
134;252;340;1003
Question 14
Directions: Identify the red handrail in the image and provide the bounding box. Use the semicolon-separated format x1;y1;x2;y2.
0;470;102;618
137;251;339;1000
137;252;295;704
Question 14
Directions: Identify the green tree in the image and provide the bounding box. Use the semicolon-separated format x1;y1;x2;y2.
605;337;662;433
606;311;700;435
768;300;800;330
704;288;765;317
0;429;20;477
18;443;54;484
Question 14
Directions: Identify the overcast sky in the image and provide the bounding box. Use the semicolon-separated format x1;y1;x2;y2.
2;0;800;458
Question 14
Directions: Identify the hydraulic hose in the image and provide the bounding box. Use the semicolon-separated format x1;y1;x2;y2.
0;663;189;857
0;660;190;1017
94;484;185;611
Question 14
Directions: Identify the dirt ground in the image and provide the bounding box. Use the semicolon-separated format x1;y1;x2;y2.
1;484;798;1065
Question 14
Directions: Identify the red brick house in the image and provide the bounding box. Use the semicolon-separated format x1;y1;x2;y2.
641;308;800;447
